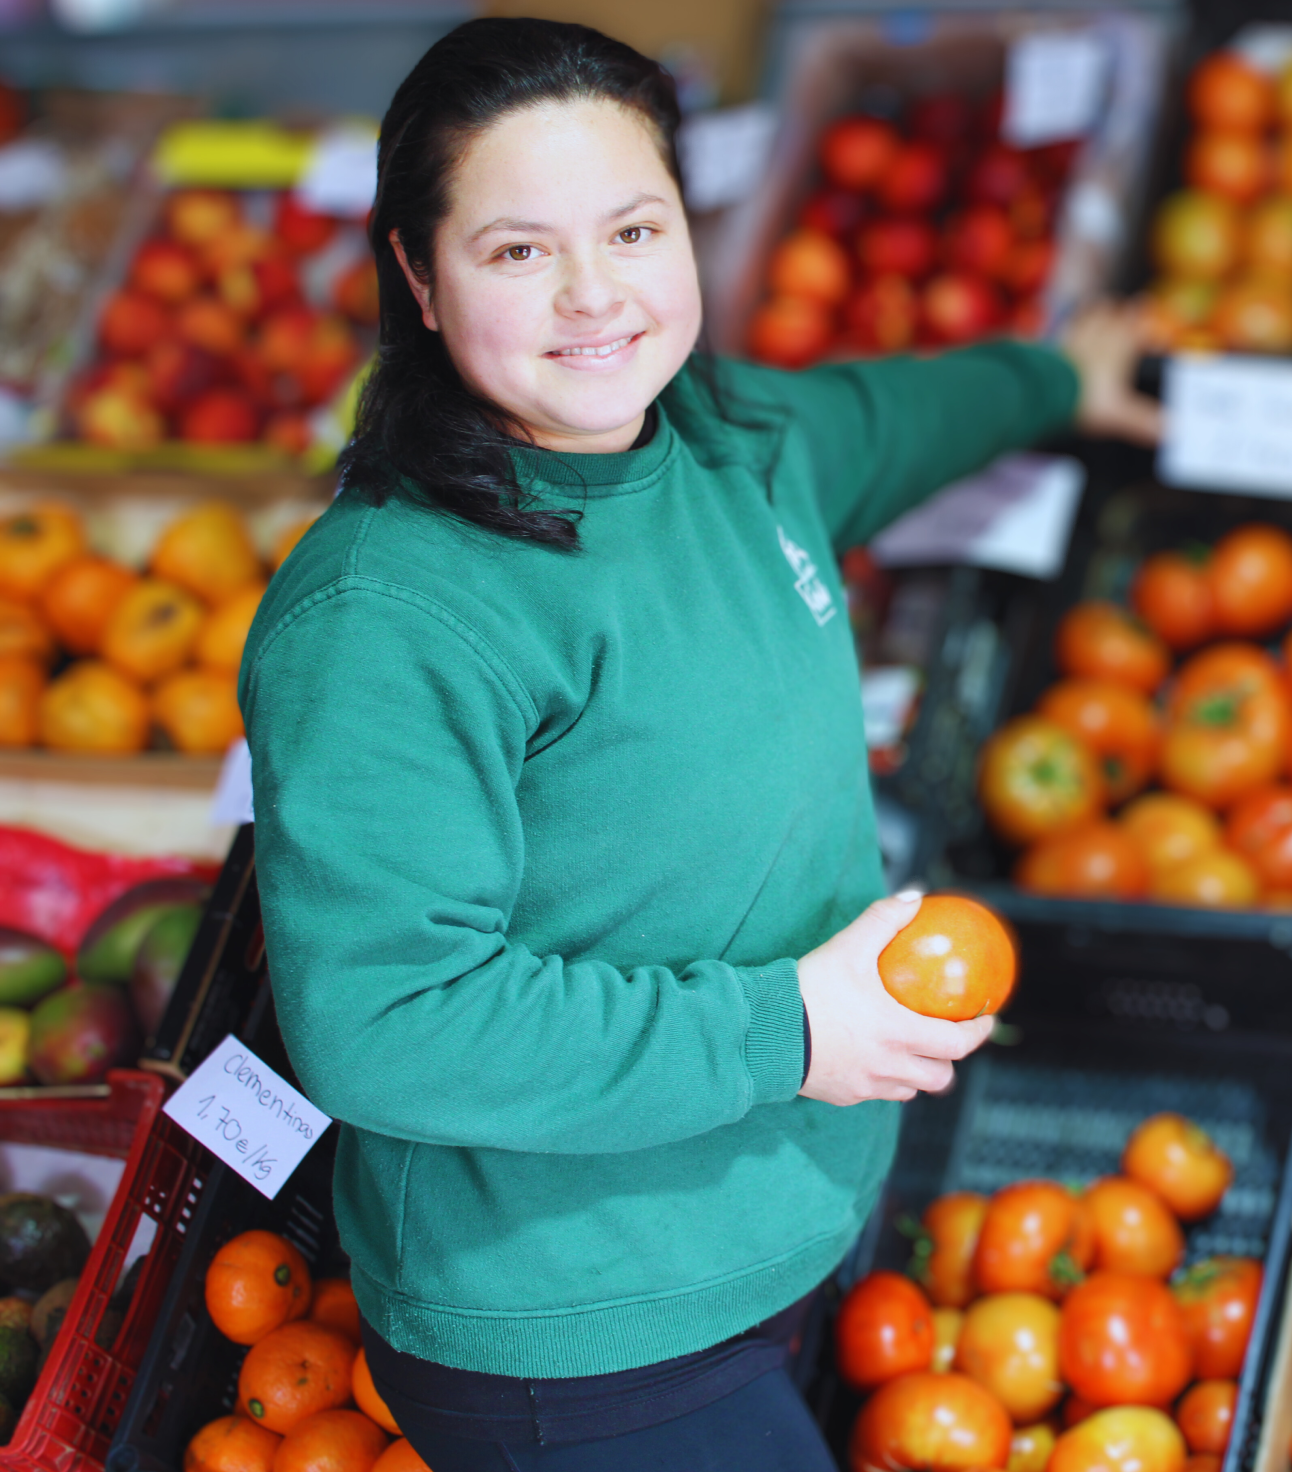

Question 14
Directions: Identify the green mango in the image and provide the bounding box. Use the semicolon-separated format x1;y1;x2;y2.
76;878;208;984
0;930;64;1009
130;904;202;1037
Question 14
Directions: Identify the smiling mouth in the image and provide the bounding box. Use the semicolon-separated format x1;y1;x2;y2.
546;332;643;359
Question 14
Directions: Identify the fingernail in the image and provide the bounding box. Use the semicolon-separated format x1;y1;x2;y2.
894;888;923;902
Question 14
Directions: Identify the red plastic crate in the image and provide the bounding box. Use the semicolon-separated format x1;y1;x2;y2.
0;1070;205;1472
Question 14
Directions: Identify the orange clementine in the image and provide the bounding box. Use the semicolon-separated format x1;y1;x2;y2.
352;1349;400;1435
39;661;149;755
0;598;55;665
40;556;139;656
197;583;265;675
185;1414;282;1472
152;502;262;605
877;894;1017;1021
0;657;45;746
153;669;244;754
372;1442;431;1472
102;579;204;683
271;1409;387;1472
309;1279;361;1344
205;1230;312;1347
271;517;318;571
0;503;86;603
239;1321;357;1435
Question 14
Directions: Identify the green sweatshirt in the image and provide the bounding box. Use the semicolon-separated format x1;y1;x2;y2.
241;344;1078;1378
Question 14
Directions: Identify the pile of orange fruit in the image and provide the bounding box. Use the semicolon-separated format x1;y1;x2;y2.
69;188;376;454
1147;50;1292;353
837;1112;1257;1472
978;521;1292;908
187;1229;428;1472
0;499;314;757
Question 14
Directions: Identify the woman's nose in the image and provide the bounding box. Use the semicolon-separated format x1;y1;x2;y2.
555;249;625;319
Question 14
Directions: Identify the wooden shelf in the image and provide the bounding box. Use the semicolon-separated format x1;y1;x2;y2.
0;750;223;789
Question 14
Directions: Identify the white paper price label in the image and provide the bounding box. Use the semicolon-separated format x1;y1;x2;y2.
677;104;778;213
1003;32;1108;148
163;1035;331;1200
1160;355;1292;498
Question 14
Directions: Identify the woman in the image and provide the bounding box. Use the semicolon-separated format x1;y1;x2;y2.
241;17;1159;1471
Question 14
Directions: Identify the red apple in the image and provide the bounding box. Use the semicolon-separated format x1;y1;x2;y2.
176;295;245;356
908;94;975;147
129;239;202;304
166;190;241;248
99;291;171;358
257;306;319;375
274;193;338;255
877;142;949;215
217;255;302;320
799;188;867;238
77;384;165;451
144;340;223;414
1003;238;1056;297
966;145;1031;207
856;217;938;278
296;316;359;405
747;296;834;368
920;271;1002;345
264;411;313;455
768;230;852;306
843;274;918;353
1010;184;1057;240
1009;296;1047;339
820;116;899;193
200;223;277;277
943;206;1015;280
333;257;379;325
179;387;260;443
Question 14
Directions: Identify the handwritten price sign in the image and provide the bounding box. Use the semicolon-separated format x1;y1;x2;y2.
1160;355;1292;498
163;1034;332;1199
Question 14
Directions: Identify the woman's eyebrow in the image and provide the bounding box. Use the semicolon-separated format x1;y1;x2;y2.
470;193;669;241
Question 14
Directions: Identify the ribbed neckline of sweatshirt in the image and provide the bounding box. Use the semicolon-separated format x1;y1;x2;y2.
241;344;1079;1377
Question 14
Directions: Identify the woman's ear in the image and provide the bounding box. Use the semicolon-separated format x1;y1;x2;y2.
389;230;439;332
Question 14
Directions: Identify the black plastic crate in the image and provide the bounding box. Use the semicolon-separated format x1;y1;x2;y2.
106;977;343;1472
807;1007;1292;1472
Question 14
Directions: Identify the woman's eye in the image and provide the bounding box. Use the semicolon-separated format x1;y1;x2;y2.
618;227;645;245
504;245;534;261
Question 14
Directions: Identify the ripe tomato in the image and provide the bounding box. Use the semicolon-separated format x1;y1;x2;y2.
1151;848;1260;909
747;296;833;368
1162;643;1290;809
1152;191;1240;282
1189;53;1274;132
849;1371;1012;1472
1083;1176;1184;1278
835;1270;934;1390
877;894;1016;1021
1175;1380;1236;1455
1226;784;1292;890
1212;277;1292;355
931;1308;962;1373
1037;680;1162;803
979;716;1106;845
1119;794;1222;880
1186;1456;1221;1472
1172;1257;1262;1379
974;1180;1092;1300
915;1191;989;1308
1015;822;1150;901
1059;1272;1193;1407
1123;1114;1233;1221
954;1291;1063;1423
821;115;899;192
1050;1407;1186;1472
1132;551;1216;651
767;230;852;307
1055;603;1170;694
1185;130;1269;205
1209;524;1292;635
1009;1422;1058;1472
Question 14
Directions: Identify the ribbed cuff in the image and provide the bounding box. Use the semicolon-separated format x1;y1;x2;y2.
736;958;808;1106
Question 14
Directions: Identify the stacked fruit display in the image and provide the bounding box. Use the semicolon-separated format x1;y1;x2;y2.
839;1112;1254;1472
69;188;376;454
1146;51;1292;353
746;100;1076;368
978;521;1292;908
0;875;205;1086
185;1231;429;1472
0;498;314;757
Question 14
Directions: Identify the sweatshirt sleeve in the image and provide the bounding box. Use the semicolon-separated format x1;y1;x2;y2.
242;581;807;1157
730;341;1079;553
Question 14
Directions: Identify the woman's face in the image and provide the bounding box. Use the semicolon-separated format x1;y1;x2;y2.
393;98;703;454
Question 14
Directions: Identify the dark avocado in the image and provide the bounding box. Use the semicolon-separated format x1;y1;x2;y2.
0;1196;89;1293
0;1326;36;1407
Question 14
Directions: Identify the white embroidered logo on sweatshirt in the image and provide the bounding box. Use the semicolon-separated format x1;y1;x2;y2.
777;526;836;627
